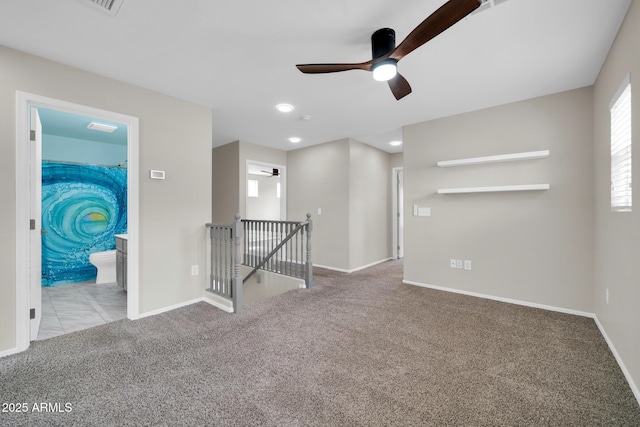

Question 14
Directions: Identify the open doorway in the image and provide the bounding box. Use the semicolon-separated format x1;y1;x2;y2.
36;107;129;340
15;92;139;350
246;160;286;221
392;167;404;259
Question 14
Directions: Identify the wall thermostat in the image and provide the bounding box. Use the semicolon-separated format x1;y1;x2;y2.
150;170;165;180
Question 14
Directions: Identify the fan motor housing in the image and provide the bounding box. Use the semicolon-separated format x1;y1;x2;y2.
371;28;396;58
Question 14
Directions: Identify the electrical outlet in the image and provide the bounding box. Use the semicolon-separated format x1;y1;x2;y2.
450;259;457;268
605;288;609;304
191;265;199;276
456;259;463;269
464;260;472;271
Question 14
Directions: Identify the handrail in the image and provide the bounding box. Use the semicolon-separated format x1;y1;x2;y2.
205;213;312;314
243;220;309;284
242;213;313;288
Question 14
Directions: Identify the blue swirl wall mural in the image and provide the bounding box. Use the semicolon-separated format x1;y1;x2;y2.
42;162;127;286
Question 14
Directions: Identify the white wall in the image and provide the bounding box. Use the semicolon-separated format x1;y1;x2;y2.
403;87;595;313
246;174;281;220
592;0;640;398
0;45;212;352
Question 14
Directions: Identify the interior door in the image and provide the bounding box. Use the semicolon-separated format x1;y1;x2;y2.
30;107;42;340
397;170;404;259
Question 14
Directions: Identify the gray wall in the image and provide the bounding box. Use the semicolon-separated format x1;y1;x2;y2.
287;139;351;270
390;152;403;169
212;140;287;223
349;139;391;269
287;138;392;271
593;0;640;396
212;141;240;223
403;87;594;312
0;45;212;352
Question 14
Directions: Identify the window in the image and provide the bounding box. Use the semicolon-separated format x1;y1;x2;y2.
248;179;259;198
610;76;632;212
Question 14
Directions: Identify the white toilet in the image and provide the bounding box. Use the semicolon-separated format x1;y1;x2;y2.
89;250;117;284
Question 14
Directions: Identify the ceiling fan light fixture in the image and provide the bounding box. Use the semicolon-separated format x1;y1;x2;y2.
372;59;398;82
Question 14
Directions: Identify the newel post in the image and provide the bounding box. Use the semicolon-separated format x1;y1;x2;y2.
232;213;243;313
305;213;313;289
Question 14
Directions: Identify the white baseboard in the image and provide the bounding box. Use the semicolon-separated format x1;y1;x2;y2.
593;315;640;406
314;258;393;274
402;279;594;318
202;294;234;313
0;347;19;358
135;297;206;320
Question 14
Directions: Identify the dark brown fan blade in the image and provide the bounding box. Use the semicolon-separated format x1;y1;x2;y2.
296;61;373;74
388;73;412;100
390;0;480;61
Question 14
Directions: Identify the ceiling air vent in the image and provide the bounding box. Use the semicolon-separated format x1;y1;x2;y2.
80;0;125;16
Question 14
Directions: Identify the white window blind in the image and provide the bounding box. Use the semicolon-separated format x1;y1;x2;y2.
610;77;632;212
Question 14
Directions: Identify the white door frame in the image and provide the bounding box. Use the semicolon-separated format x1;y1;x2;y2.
245;159;286;220
392;167;404;259
29;108;42;339
15;91;140;352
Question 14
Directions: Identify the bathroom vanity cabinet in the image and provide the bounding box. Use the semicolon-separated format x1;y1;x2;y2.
116;235;127;291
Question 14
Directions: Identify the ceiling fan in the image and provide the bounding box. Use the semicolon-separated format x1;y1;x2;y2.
296;0;481;100
260;168;280;177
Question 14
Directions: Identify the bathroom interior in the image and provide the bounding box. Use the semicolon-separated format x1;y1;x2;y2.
37;107;129;340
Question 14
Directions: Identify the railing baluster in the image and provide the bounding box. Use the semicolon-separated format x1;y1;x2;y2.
209;215;313;296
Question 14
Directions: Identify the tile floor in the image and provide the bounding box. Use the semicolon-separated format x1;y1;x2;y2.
37;281;127;341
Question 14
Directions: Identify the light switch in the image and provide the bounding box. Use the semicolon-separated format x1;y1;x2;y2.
418;207;431;217
317;208;322;215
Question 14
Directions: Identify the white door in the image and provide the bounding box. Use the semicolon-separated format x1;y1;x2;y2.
397;170;404;259
29;107;42;340
392;167;404;259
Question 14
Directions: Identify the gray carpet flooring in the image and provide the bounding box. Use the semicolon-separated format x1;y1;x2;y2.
1;260;639;426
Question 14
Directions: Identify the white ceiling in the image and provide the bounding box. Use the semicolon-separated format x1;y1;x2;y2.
0;0;632;153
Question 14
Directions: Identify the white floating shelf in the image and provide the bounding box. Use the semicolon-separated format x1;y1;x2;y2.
437;184;550;194
437;150;549;168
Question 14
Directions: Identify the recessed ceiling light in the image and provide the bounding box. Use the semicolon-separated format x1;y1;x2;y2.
389;140;402;146
288;137;302;143
87;122;118;133
276;104;294;113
